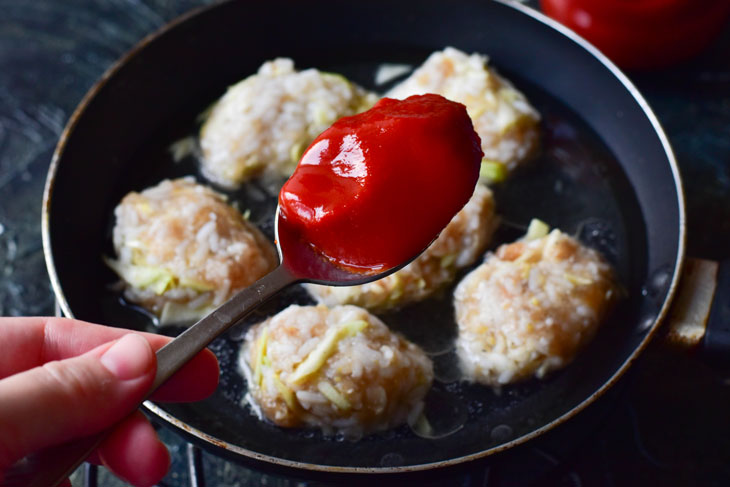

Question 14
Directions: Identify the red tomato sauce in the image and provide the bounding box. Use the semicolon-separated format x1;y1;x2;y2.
278;94;483;274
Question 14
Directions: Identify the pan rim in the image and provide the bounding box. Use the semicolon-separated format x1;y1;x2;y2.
41;0;686;474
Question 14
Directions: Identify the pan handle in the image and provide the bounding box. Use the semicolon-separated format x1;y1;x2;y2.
702;260;730;367
664;258;730;366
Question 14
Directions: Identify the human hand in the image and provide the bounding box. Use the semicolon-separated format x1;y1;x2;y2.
0;317;219;486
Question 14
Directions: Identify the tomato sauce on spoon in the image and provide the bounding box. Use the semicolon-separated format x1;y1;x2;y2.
279;94;483;274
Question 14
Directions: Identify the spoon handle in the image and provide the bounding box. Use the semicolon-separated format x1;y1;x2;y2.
154;264;297;389
3;264;297;487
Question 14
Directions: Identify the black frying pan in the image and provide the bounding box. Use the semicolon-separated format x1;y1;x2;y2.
42;0;684;480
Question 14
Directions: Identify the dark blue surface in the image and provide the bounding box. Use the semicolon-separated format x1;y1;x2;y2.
1;1;729;485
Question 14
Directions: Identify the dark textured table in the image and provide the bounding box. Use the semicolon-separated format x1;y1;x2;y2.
1;1;729;485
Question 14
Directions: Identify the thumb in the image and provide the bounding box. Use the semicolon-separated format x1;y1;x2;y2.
0;333;155;469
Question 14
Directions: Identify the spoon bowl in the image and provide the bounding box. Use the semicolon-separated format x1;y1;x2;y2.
275;206;417;286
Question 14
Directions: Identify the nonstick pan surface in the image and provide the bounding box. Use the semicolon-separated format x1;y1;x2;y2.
42;0;684;476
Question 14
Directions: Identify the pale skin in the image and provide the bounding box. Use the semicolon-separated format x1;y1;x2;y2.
0;317;220;487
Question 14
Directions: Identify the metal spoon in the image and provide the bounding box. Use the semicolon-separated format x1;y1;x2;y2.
5;207;428;487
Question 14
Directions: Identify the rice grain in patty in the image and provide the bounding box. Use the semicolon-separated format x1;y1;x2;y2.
241;304;433;438
387;47;540;182
106;177;277;324
454;227;617;386
200;58;377;188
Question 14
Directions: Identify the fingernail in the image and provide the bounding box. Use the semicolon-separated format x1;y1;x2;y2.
100;334;153;380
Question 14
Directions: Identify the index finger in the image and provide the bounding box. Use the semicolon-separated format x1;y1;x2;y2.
0;317;219;403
